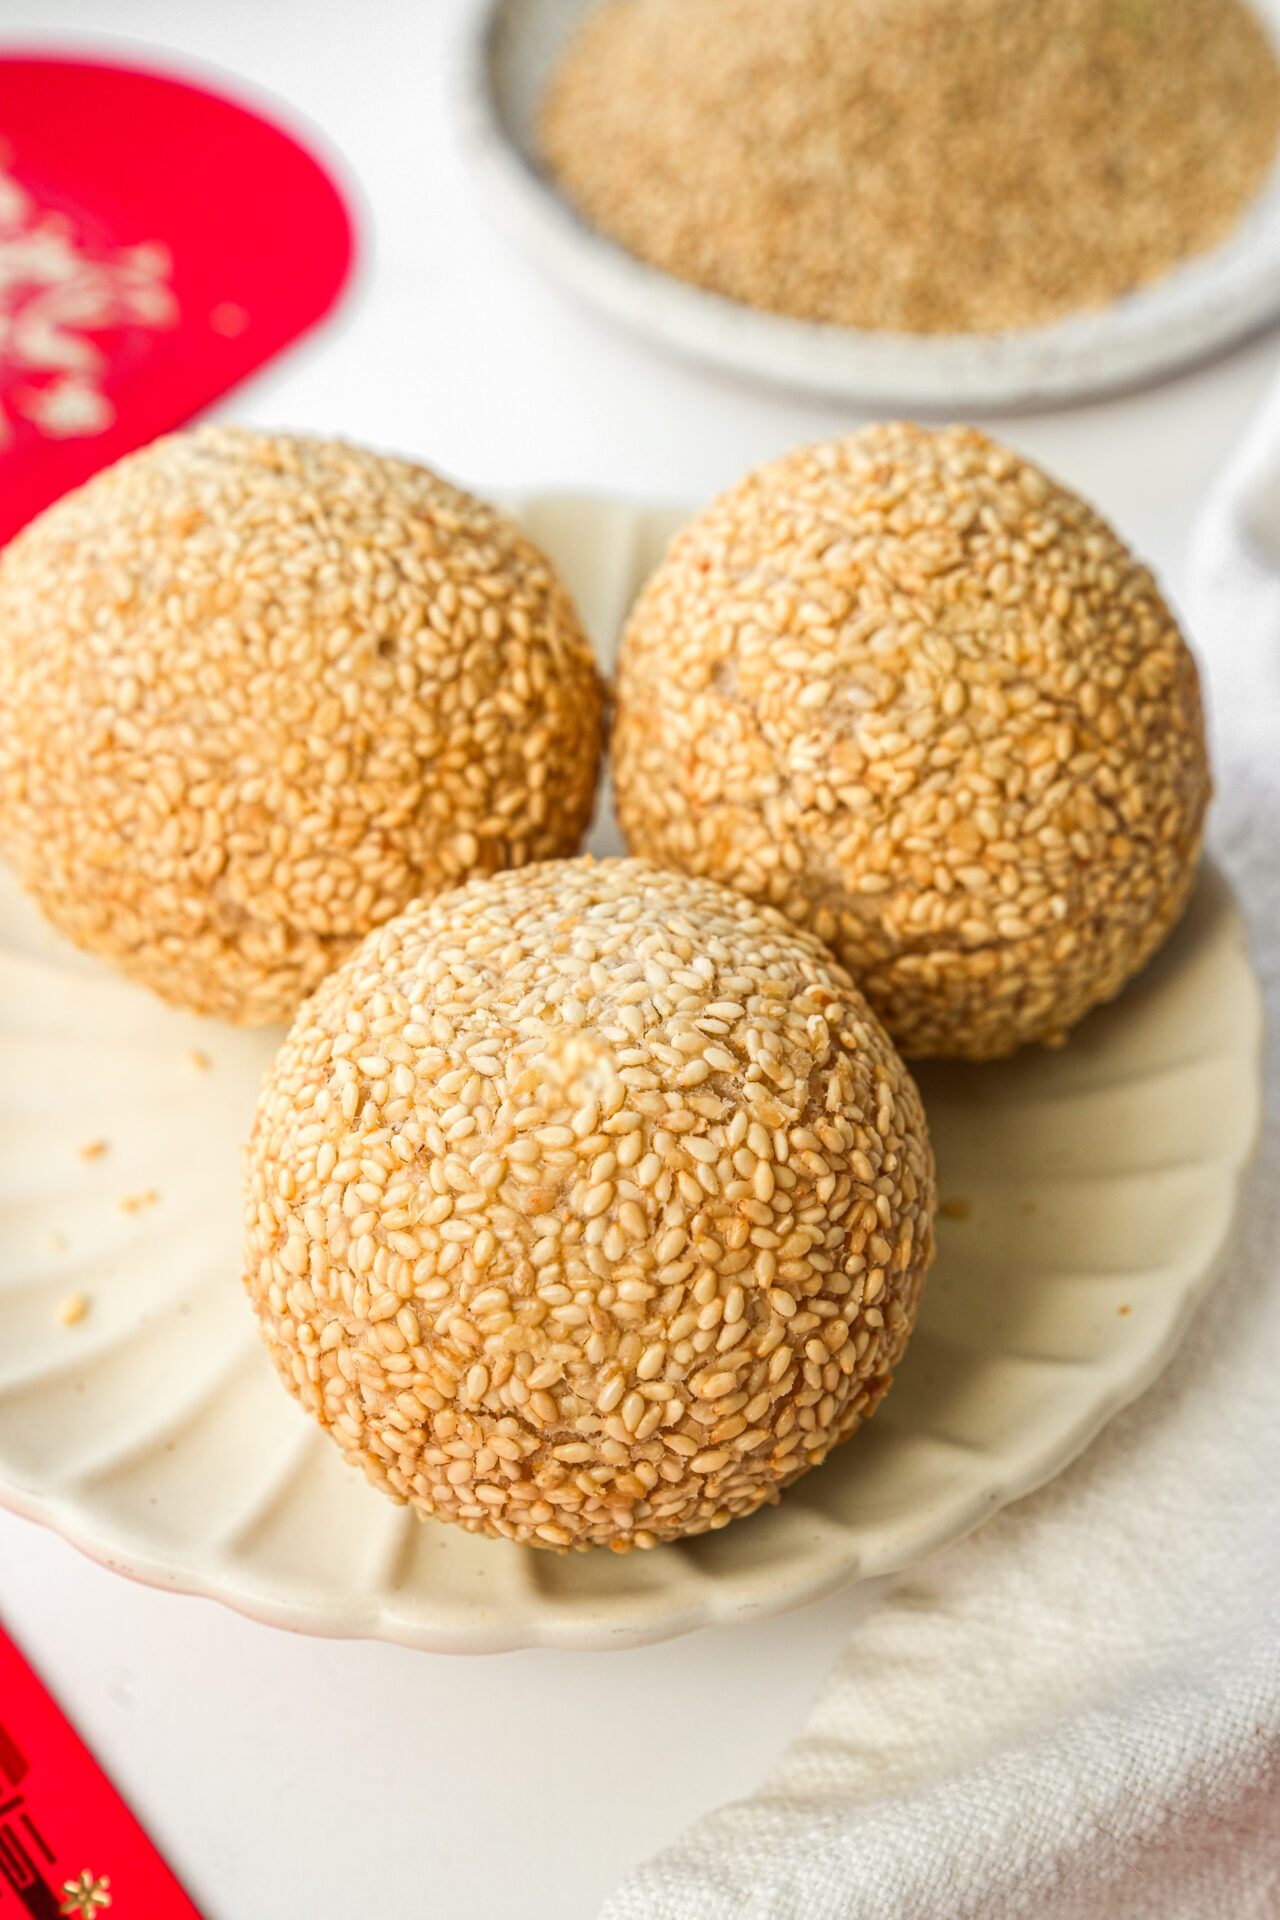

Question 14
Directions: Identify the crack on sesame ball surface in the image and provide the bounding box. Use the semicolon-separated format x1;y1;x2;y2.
242;857;935;1551
0;426;604;1024
612;424;1211;1060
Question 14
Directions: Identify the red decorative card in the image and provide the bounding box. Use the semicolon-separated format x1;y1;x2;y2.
0;1622;203;1918
0;54;355;545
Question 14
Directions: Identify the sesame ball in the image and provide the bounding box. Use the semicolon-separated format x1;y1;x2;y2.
0;427;604;1024
242;856;935;1551
612;424;1211;1059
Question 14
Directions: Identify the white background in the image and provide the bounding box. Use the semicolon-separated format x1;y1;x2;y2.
0;4;1275;1916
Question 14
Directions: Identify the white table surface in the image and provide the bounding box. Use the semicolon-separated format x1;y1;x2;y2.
0;4;1275;1916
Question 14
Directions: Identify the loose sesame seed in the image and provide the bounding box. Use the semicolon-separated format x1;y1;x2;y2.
118;1189;159;1216
540;0;1279;335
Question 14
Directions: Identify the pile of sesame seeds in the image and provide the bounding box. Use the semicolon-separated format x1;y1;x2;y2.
612;424;1211;1060
243;857;935;1550
0;427;604;1025
539;0;1280;335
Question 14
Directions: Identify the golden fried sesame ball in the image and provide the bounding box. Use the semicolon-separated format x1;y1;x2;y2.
242;856;935;1551
612;424;1211;1059
0;427;604;1025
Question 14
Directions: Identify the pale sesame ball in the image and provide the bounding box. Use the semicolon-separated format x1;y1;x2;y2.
242;856;935;1551
0;427;604;1024
612;424;1211;1059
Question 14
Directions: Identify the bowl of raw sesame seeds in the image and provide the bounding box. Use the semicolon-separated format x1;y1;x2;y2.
0;432;1262;1649
457;0;1280;407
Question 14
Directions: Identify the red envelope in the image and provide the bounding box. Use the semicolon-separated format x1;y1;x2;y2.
0;1621;203;1917
0;54;355;545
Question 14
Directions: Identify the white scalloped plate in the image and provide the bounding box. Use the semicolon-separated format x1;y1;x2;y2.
455;0;1280;408
0;495;1264;1651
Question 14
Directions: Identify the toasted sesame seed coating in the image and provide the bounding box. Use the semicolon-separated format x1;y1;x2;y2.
242;856;935;1550
612;425;1211;1059
0;427;605;1025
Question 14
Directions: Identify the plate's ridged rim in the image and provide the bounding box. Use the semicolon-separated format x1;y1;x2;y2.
0;870;1262;1653
453;0;1280;409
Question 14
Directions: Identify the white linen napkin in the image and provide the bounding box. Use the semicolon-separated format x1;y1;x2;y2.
600;389;1280;1920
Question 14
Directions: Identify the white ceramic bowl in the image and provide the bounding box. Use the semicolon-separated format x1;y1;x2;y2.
0;490;1263;1652
454;0;1280;409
